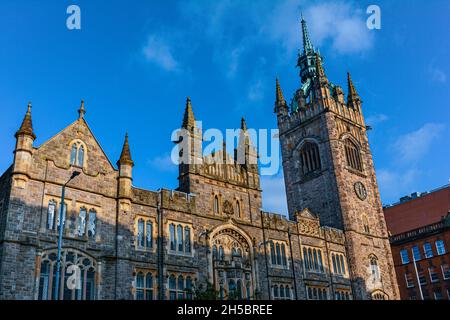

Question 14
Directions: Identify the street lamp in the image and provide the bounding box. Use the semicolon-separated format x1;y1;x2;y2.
53;171;80;300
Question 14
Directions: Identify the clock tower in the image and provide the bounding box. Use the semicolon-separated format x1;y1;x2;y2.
276;17;399;300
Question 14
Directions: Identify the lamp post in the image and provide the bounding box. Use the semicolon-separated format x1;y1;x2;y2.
53;171;80;300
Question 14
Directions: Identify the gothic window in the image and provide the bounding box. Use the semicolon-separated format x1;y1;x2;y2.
177;225;183;252
308;248;313;270
281;244;287;266
303;248;308;269
47;200;57;230
299;142;321;175
145;273;154;300
228;280;236;300
370;256;380;282
362;215;370;234
236;280;243;300
332;253;347;276
270;242;276;265
136;272;145;300
186;276;193;300
344;139;362;172
285;286;291;300
212;245;218;261
70;144;77;165
137;219;145;248
313;249;319;270
318;250;324;272
177;275;185;300
219;246;224;260
273;285;279;299
371;291;387;300
169;275;177;300
87;209;96;238
279;285;285;299
146;221;153;248
37;249;96;300
184;226;191;253
170;224;176;251
69;141;86;167
276;243;281;265
77;207;87;236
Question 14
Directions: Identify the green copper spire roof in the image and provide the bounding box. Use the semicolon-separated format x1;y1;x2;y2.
301;15;314;54
182;97;196;130
15;102;36;139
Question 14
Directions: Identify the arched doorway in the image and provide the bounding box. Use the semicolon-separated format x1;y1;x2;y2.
37;248;97;300
210;227;254;300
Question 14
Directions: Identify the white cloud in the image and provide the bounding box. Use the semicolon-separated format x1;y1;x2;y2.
366;114;388;126
261;173;288;215
142;36;179;72
265;1;374;55
394;123;444;164
148;154;177;172
377;168;420;204
427;66;447;83
247;80;265;102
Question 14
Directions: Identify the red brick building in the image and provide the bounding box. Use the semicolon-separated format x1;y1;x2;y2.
384;185;450;300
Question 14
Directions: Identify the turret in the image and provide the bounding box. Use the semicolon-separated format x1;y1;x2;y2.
13;102;36;187
117;133;134;201
274;78;288;117
178;97;203;192
237;117;259;189
347;72;362;110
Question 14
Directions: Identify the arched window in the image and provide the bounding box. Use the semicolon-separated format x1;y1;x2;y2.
236;280;243;300
88;209;96;238
236;201;241;218
270;242;276;265
77;146;85;167
146;221;153;248
137;219;145;248
213;195;219;214
228;280;236;300
219;246;224;261
77;207;87;237
303;248;309;269
370;256;380;281
362;215;370;234
307;287;312;300
70;144;77;165
339;255;346;275
169;224;176;251
136;272;145;300
186;276;193;300
279;285;285;299
184;226;191;253
299;142;321;175
38;249;96;300
169;275;177;300
276;243;282;265
212;245;218;261
318;250;324;272
273;285;279;298
177;225;183;252
308;248;313;270
332;254;337;273
285;286;291;300
47;200;57;230
145;273;153;300
177;275;185;300
313;249;319;270
344;139;362;171
281;244;287;266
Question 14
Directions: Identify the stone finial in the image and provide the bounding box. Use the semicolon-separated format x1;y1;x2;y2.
315;52;326;79
241;117;247;132
78;100;86;119
117;133;134;167
182;96;196;130
15;102;36;140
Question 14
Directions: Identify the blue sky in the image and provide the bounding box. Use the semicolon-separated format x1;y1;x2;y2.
0;0;449;215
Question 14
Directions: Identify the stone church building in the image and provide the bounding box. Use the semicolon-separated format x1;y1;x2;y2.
0;18;399;300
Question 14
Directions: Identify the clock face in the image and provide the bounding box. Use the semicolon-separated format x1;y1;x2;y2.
354;182;367;201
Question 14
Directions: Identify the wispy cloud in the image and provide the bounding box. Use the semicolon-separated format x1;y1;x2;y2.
366;114;388;126
394;123;444;164
247;80;265;102
261;173;288;215
427;65;447;83
148;154;177;172
142;36;179;72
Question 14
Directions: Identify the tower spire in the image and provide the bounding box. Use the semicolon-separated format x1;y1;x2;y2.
117;133;134;167
78;100;86;119
315;52;328;82
347;72;361;107
182;97;196;130
15;102;36;140
275;78;286;105
301;15;314;54
241;117;247;132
